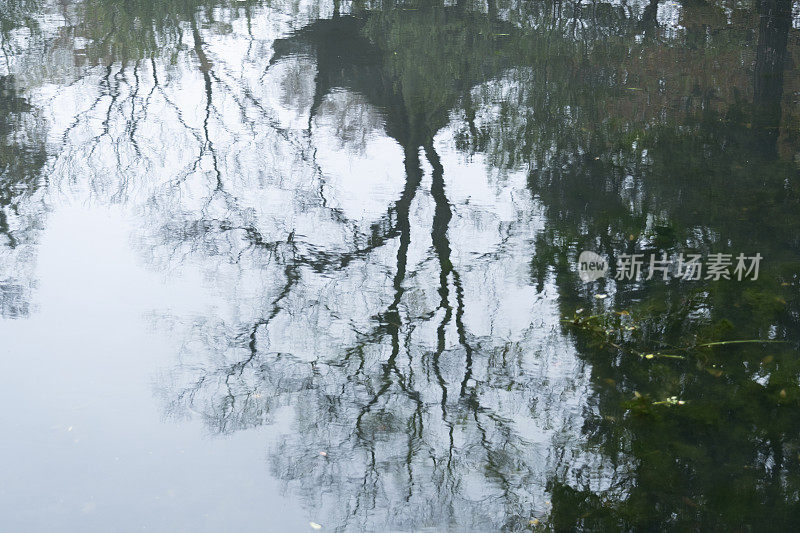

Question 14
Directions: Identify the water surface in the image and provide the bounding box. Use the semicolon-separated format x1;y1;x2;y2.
2;0;800;530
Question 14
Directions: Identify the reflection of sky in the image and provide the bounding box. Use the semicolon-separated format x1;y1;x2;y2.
0;207;308;531
0;1;643;530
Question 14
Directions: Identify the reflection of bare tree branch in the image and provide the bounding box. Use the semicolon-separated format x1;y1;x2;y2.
18;1;631;529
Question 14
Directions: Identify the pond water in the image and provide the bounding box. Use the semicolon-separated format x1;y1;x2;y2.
1;0;799;531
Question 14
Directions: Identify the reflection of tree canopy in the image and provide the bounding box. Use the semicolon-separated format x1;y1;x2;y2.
4;0;800;529
454;0;800;529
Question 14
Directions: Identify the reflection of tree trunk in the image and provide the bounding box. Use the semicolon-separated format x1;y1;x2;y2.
464;93;478;153
487;0;498;21
426;139;454;416
388;144;424;314
190;17;213;75
357;143;424;440
753;0;791;156
191;15;223;187
639;0;659;39
424;140;474;397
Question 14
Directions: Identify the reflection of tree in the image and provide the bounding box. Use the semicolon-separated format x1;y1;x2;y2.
151;1;800;530
0;74;46;318
754;0;792;154
1;0;41;68
452;0;800;529
147;2;614;530
8;0;800;529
